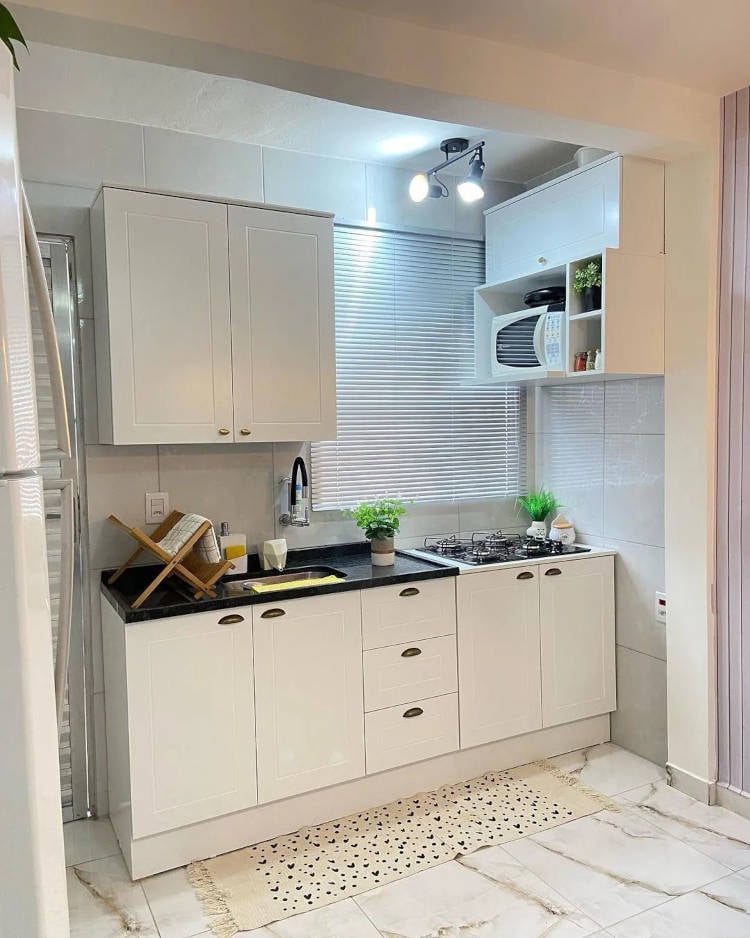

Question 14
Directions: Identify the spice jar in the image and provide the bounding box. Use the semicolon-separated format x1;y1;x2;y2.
585;350;595;370
574;352;588;372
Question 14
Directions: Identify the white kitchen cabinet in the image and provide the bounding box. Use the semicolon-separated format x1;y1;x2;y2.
92;188;234;444
124;608;257;838
539;556;616;727
92;187;335;444
229;205;335;442
363;634;458;712
361;577;456;650
253;592;365;803
365;693;459;775
457;566;543;749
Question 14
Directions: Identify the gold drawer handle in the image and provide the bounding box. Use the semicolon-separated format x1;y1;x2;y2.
240;428;252;436
545;568;562;576
218;614;244;625
516;571;534;580
399;586;420;597
401;647;422;658
218;427;231;436
261;608;286;618
403;706;424;719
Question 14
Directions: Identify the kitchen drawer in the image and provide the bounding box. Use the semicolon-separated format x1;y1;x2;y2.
365;693;459;775
361;578;456;650
363;635;457;712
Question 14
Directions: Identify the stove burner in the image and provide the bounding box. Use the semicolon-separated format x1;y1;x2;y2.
421;530;587;565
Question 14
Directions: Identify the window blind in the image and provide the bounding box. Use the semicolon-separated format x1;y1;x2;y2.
311;225;526;509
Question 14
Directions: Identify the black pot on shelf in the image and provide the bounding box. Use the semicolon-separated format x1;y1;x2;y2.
582;285;602;312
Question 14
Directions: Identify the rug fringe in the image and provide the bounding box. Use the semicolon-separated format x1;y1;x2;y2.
531;758;619;810
187;861;239;938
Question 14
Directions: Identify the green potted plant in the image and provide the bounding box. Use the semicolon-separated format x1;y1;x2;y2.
346;498;406;566
573;258;603;312
0;5;27;70
517;488;561;539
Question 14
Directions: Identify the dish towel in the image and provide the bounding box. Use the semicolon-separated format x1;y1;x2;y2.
158;513;222;564
249;575;343;593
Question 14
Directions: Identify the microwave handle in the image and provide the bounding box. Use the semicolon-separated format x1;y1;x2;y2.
533;312;547;366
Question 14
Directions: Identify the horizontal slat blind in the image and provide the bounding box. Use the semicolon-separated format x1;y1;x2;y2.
311;226;526;509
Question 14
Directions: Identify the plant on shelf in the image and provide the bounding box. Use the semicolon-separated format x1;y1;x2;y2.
0;4;26;70
517;488;561;539
573;258;603;312
346;498;407;567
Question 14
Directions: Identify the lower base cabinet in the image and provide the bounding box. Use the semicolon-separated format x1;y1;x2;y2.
253;592;365;803
365;693;459;774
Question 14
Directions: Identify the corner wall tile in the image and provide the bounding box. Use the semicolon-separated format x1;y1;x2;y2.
263;148;366;221
605;377;665;434
538;432;604;537
144;127;263;202
603;433;665;547
611;645;667;766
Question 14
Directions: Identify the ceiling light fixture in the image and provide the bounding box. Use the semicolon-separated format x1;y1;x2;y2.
408;137;486;204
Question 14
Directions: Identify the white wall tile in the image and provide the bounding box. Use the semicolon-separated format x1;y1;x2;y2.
603;433;665;547
24;180;96;320
85;444;159;571
605;377;665;434
538;432;604;537
611;646;668;765
263;148;366;220
539;383;605;434
458;496;521;533
17;109;145;189
158;444;275;555
365;163;454;232
144;127;263;202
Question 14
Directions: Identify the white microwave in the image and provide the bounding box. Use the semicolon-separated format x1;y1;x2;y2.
490;307;565;378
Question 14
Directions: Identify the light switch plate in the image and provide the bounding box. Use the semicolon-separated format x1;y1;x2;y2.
655;591;667;624
146;491;169;525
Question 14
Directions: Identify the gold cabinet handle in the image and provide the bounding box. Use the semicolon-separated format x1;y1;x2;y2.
516;571;534;580
403;706;424;719
218;614;245;625
545;568;562;576
240;428;252;436
260;607;286;618
399;586;420;597
401;647;422;658
218;428;231;436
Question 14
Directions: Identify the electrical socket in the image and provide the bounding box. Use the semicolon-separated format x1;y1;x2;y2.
146;491;170;525
655;591;667;624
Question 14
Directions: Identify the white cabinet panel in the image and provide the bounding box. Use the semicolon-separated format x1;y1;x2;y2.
229;205;336;442
253;592;364;803
126;609;256;838
540;556;616;727
365;693;459;775
363;634;457;712
93;188;234;444
457;566;542;749
361;578;456;650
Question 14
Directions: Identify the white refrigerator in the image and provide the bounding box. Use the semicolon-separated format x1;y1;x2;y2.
0;53;71;937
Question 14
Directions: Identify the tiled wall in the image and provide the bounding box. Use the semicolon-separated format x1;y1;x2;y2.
531;378;666;764
19;108;523;816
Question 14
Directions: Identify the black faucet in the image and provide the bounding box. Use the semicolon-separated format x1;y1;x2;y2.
279;456;310;526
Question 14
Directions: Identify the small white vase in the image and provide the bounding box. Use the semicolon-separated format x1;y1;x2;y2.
371;536;395;566
526;520;547;540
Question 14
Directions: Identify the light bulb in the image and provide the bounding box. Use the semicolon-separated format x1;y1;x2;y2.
409;172;429;203
457;179;485;202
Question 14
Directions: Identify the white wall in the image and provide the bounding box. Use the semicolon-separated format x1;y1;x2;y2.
531;379;666;764
19;107;523;815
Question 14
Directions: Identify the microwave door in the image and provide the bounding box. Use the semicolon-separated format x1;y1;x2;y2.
493;310;545;375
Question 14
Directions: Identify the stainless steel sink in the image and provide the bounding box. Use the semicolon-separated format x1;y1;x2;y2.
241;566;347;591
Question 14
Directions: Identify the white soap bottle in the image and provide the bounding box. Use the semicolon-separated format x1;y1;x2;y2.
218;521;248;575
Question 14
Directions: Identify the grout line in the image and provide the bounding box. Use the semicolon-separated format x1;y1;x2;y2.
615;642;667;664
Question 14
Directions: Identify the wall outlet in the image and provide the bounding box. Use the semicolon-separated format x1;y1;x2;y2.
146;491;170;525
655;591;667;624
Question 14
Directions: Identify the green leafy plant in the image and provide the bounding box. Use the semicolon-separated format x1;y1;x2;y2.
516;489;560;522
346;498;406;541
0;5;26;70
573;258;603;294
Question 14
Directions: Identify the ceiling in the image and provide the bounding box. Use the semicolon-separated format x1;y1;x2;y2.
16;43;579;182
327;0;750;96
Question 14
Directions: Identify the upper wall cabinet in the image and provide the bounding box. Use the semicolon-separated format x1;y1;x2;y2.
92;187;336;445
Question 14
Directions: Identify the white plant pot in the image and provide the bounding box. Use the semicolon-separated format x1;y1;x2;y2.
371;536;395;566
526;520;547;540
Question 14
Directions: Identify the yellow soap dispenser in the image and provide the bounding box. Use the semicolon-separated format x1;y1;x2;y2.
219;521;248;575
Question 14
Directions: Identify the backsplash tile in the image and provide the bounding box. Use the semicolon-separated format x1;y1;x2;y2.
539;383;605;434
538;432;604;536
603;433;665;547
611;645;668;765
605;377;665;434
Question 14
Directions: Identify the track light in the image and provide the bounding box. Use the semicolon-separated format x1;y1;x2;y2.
408;137;487;204
457;150;485;203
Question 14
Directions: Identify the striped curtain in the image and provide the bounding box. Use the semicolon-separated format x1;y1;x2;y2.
717;88;750;796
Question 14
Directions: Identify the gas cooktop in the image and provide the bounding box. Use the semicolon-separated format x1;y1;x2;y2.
418;532;590;566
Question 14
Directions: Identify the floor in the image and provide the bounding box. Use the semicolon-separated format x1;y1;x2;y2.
64;743;750;937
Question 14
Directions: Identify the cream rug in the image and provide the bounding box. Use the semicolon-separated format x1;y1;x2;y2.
188;760;613;936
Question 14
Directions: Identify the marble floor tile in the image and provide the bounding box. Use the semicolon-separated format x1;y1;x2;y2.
504;805;731;928
355;855;601;937
63;817;121;867
547;743;666;796
620;782;750;870
141;866;210;938
244;897;382;936
67;854;158;937
608;869;750;937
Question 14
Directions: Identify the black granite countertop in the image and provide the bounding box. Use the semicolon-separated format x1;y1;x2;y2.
101;542;459;623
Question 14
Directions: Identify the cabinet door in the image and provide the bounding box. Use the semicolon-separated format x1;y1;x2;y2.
229;206;335;442
253;592;364;803
457;566;542;748
540;556;616;727
126;609;256;838
96;189;234;444
485;158;620;283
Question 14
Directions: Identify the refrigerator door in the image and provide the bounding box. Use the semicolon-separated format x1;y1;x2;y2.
0;475;69;936
0;55;39;474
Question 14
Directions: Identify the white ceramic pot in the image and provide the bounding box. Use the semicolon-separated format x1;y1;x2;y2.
548;514;576;546
526;520;547;540
371;536;395;566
